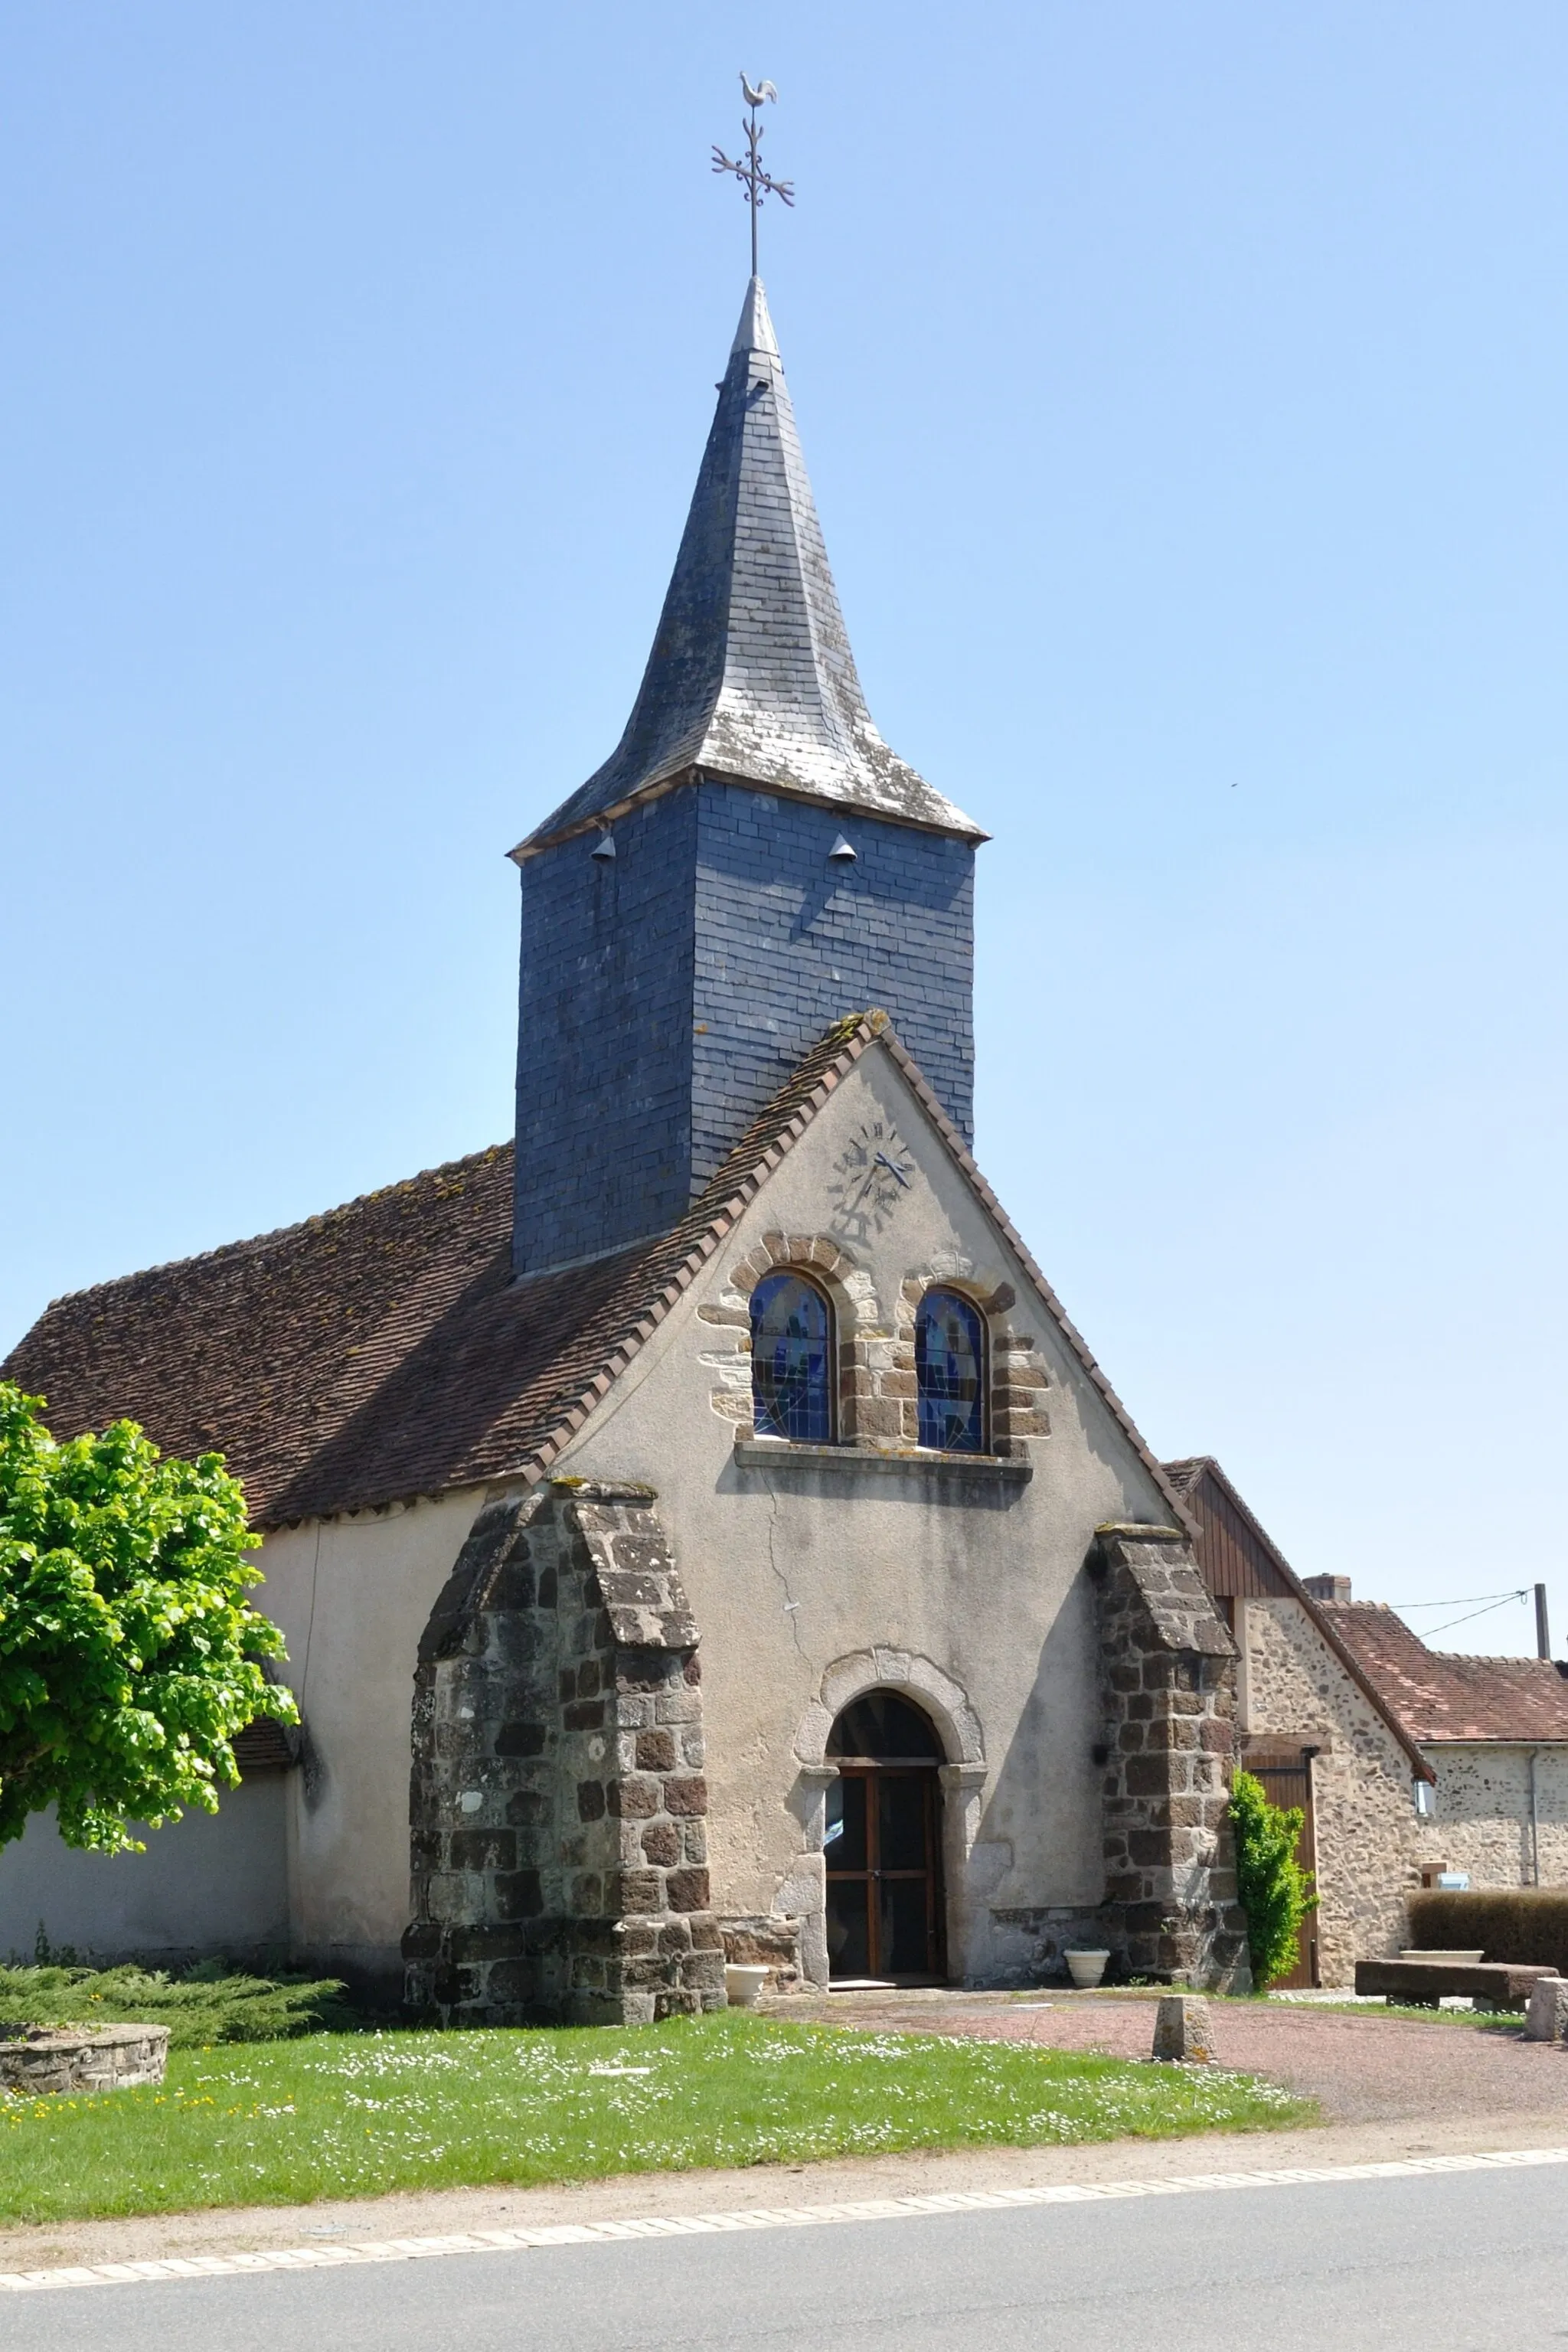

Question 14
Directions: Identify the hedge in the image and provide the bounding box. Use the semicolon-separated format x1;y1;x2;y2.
1406;1888;1568;1978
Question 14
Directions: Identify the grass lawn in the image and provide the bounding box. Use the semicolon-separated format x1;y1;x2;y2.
0;2011;1312;2225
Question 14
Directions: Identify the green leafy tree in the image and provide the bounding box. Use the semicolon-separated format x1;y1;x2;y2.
0;1383;296;1854
1229;1766;1318;1990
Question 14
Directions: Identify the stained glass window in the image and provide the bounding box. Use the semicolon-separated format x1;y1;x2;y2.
750;1273;834;1443
915;1288;985;1452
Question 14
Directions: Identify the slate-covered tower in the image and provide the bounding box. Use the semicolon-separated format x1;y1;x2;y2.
510;279;985;1275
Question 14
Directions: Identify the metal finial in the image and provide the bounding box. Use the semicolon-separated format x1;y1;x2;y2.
712;71;794;279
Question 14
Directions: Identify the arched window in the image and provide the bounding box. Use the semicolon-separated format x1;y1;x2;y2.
750;1272;834;1444
827;1691;944;1762
915;1288;985;1452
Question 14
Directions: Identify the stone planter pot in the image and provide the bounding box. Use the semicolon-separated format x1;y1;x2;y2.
0;2024;170;2096
724;1965;770;2009
1064;1949;1110;1990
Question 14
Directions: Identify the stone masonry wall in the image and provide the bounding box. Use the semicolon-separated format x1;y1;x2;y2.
403;1481;726;2024
1094;1526;1251;1990
1429;1746;1568;1890
1243;1602;1568;1976
1243;1597;1421;1984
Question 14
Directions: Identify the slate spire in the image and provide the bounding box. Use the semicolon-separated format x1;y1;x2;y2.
514;278;981;858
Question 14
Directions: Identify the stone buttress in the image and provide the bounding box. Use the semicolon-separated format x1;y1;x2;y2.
403;1481;725;2024
1093;1524;1253;1990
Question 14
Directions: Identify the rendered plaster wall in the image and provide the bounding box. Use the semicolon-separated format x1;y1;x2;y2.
547;1043;1180;1988
1240;1596;1421;1983
253;1492;484;1996
0;1782;289;1966
1426;1747;1568;1889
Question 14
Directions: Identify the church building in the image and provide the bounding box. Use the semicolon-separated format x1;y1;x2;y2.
3;274;1255;2017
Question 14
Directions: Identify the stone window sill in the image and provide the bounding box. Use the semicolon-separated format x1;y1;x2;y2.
732;1439;1031;1485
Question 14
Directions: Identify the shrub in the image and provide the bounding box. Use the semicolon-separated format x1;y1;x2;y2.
0;1962;351;2047
1230;1768;1318;1990
1406;1888;1568;1978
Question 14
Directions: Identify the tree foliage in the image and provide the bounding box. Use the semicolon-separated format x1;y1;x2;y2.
1229;1766;1318;1990
0;1383;296;1854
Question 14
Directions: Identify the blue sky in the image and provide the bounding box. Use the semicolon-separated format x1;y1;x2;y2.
3;3;1564;1654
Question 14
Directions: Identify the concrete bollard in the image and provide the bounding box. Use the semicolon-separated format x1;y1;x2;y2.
1524;1976;1568;2043
1152;1994;1214;2063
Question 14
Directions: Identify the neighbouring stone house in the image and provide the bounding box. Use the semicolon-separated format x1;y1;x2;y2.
1;273;1261;2017
1165;1457;1568;1985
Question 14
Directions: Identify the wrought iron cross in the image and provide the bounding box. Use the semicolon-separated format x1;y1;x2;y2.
712;72;795;278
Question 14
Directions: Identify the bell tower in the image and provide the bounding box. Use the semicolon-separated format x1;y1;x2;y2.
508;278;985;1276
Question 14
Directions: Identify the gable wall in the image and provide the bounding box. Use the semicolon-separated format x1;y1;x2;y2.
548;1044;1178;1984
1242;1597;1422;1981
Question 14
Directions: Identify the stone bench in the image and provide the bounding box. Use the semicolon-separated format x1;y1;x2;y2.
1354;1958;1561;2012
0;2024;170;2095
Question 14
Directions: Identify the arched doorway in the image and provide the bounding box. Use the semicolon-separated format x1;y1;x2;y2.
824;1691;946;1984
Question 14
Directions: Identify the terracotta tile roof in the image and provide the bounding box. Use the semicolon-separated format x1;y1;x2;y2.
1318;1602;1568;1746
4;1008;1194;1541
2;1016;875;1527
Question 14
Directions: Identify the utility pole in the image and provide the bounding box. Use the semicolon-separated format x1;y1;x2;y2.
1535;1582;1552;1661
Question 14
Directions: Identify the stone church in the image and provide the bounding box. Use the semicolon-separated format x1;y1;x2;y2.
3;275;1256;2018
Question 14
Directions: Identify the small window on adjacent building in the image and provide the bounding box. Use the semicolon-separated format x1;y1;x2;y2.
750;1273;834;1443
915;1288;985;1452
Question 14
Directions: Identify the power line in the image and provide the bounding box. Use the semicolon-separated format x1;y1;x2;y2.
1408;1593;1531;1639
1387;1589;1529;1611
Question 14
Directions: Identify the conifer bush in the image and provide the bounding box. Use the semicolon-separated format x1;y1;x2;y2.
1229;1767;1317;1989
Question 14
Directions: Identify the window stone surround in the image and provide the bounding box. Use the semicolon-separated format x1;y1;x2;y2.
701;1233;1053;1459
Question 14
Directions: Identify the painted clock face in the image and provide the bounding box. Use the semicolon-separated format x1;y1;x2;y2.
828;1119;915;1240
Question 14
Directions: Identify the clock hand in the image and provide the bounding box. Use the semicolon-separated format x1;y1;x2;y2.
873;1151;911;1190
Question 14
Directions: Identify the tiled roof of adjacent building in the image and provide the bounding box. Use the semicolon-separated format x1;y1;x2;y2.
5;1011;1191;1541
512;279;982;858
1317;1602;1568;1746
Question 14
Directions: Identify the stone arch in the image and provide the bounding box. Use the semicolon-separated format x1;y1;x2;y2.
785;1651;988;1989
795;1648;985;1770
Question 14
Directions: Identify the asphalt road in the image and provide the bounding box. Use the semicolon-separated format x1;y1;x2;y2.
8;2167;1566;2351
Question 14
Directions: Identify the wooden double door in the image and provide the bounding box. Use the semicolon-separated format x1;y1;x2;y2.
825;1765;945;1983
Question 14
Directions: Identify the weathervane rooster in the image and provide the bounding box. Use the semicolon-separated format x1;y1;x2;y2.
712;71;795;278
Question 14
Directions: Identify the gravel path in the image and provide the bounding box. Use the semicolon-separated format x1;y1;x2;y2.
765;1988;1568;2125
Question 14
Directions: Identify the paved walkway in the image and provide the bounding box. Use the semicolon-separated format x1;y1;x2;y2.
760;1985;1568;2126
